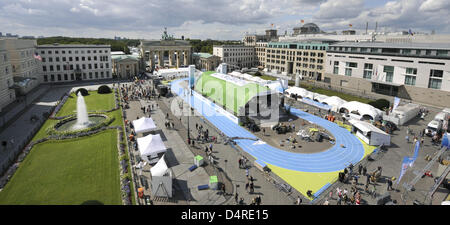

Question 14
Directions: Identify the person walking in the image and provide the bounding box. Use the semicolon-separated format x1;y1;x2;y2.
362;166;367;176
358;164;363;175
245;168;249;178
387;178;393;191
238;158;242;169
235;192;239;204
245;182;249;193
250;182;254;194
296;196;302;205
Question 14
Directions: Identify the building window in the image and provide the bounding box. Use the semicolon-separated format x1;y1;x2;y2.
57;74;61;81
44;75;48;82
64;74;68;80
428;69;443;89
345;68;352;76
51;75;55;81
363;63;373;79
71;74;75;80
384;66;394;82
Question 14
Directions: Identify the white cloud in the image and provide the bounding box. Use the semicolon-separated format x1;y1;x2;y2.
0;0;449;40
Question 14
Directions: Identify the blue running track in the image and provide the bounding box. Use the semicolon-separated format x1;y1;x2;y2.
171;79;365;173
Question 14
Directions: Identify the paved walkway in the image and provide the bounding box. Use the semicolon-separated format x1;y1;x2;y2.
122;83;226;205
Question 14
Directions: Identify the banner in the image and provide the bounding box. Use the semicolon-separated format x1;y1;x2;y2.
397;156;414;184
188;65;195;89
392;97;400;112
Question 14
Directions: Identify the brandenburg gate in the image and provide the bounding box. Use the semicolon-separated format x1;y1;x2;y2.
140;29;192;69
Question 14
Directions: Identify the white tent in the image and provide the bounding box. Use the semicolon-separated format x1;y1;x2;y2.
349;119;391;146
304;91;315;100
313;94;329;103
137;134;167;162
340;101;382;121
150;155;169;177
133;117;157;134
322;96;348;112
150;155;173;198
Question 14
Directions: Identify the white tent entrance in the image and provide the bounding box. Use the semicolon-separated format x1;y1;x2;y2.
137;134;167;164
150;155;173;198
133;117;157;134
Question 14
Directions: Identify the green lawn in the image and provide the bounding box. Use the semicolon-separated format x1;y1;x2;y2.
56;91;116;117
0;130;121;205
196;71;269;114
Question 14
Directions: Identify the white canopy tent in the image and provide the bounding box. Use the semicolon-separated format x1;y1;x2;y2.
322;96;348;113
150;154;170;177
150;155;173;198
340;101;382;121
137;134;167;163
132;117;157;134
313;94;329;103
304;91;315;100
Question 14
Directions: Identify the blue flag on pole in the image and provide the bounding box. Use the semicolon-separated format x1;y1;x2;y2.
397;156;414;184
442;133;449;148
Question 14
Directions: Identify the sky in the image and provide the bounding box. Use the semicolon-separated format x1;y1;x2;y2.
0;0;449;40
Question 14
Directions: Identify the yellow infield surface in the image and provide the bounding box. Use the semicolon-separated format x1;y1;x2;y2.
267;130;377;200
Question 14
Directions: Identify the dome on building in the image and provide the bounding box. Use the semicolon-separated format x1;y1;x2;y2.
293;23;321;35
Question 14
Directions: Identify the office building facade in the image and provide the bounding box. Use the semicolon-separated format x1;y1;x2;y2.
37;44;112;83
324;42;450;107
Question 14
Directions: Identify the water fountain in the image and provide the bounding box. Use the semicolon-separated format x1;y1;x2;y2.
73;92;90;129
53;91;108;133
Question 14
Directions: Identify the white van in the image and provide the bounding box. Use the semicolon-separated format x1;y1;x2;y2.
425;119;443;136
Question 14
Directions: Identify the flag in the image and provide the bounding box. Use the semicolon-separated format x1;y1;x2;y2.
442;133;449;148
397;156;414;184
33;52;42;61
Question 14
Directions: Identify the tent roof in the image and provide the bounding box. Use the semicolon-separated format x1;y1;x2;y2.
341;101;381;119
349;119;388;135
137;134;166;157
133;117;156;134
150;155;169;177
322;96;347;107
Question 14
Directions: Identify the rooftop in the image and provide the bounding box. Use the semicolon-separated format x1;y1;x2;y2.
330;41;450;50
37;44;110;48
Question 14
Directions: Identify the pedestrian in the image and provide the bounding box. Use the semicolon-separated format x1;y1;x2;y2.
362;166;367;176
238;158;242;169
235;192;239;204
245;168;249;178
358;164;363;175
250;176;254;183
296;196;302;205
366;174;371;185
329;191;333;200
387;178;393;191
245;182;249;192
257;195;262;205
209;143;213;152
263;128;266;136
250;182;254;193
